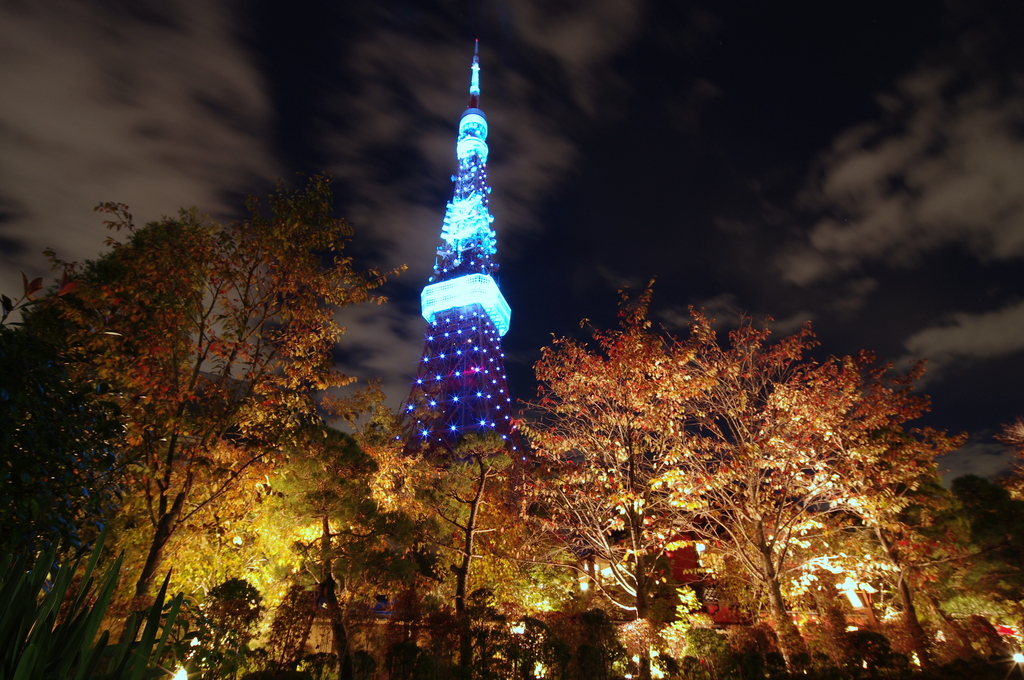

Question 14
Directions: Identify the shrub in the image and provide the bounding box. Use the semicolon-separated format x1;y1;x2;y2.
0;534;182;680
844;629;910;679
501;617;567;680
683;627;733;679
259;584;316;673
170;577;264;680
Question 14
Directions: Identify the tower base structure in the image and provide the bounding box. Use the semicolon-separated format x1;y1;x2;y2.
405;303;520;455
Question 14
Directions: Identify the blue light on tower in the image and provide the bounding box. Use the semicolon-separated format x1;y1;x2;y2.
405;41;519;454
456;113;489;163
421;273;510;336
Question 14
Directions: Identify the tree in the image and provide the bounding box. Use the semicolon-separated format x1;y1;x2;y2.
1;269;78;325
323;379;411;512
999;417;1024;455
327;382;555;676
659;316;961;669
952;475;1024;602
264;424;422;680
418;433;515;673
37;175;398;598
0;324;122;553
998;418;1024;500
530;287;964;671
657;315;848;668
529;288;706;680
831;361;965;668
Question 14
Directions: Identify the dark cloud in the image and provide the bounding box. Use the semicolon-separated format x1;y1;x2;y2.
779;66;1024;285
0;0;276;293
900;299;1024;381
937;435;1015;486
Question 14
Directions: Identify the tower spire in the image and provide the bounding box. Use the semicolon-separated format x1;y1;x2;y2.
405;43;518;455
468;39;480;108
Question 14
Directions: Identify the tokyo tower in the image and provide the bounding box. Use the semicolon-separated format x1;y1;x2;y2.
405;42;518;455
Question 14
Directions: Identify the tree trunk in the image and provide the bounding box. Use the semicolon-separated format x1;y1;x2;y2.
135;523;170;599
584;555;596;603
634;556;648;621
926;595;973;661
759;545;807;671
134;491;186;598
875;527;932;669
895;572;932;668
320;516;353;680
629;518;652;680
455;454;489;675
322;578;352;680
618;507;651;680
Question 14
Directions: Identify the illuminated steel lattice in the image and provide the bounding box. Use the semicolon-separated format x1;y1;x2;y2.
407;306;516;451
406;44;518;455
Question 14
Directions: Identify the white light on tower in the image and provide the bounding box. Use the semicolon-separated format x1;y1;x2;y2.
421;273;511;335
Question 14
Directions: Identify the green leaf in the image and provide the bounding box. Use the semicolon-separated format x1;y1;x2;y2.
12;642;39;680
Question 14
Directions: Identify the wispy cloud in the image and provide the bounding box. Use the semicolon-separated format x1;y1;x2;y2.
0;0;277;292
779;66;1024;285
900;299;1024;379
829;277;879;315
506;0;644;113
767;311;815;336
937;434;1014;486
659;294;814;338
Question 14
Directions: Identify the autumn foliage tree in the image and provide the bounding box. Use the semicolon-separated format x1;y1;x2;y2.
38;176;398;598
529;289;707;680
1000;418;1024;455
531;287;961;673
829;360;965;667
657;316;854;668
998;417;1024;500
660;315;958;669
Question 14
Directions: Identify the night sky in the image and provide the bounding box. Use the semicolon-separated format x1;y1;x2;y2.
2;1;1022;481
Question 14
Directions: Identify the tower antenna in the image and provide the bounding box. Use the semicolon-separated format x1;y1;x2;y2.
468;39;481;107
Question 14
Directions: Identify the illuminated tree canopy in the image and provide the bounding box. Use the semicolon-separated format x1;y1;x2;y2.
530;285;962;673
36;175;397;598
